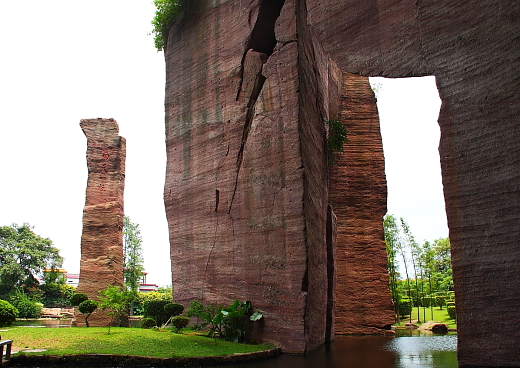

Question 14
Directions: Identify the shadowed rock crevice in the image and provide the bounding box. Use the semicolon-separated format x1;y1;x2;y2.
229;0;286;213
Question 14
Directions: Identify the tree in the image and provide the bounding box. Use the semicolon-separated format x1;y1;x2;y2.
123;217;145;294
0;223;62;295
98;285;136;334
78;300;98;327
383;214;401;322
70;293;88;307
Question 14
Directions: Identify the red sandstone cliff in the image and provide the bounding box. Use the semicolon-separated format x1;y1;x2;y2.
164;0;393;352
329;73;394;334
163;0;520;363
75;118;126;327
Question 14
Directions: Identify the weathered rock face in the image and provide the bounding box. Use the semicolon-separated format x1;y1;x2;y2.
164;0;392;352
76;118;125;327
164;0;346;352
328;73;394;334
165;0;520;362
307;1;520;366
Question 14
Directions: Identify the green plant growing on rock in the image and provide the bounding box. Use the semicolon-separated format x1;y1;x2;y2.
326;119;348;165
78;300;98;327
152;0;183;51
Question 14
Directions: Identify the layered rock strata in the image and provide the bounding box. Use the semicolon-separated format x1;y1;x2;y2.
328;73;394;334
75;118;126;327
307;1;520;366
165;0;338;352
164;0;392;352
165;0;520;363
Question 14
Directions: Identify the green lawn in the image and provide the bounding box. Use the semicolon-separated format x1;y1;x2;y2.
1;327;273;358
395;307;457;329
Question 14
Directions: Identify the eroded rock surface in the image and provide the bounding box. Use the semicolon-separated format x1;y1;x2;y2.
307;1;520;366
165;0;519;362
329;73;394;335
164;0;392;352
75;118;125;327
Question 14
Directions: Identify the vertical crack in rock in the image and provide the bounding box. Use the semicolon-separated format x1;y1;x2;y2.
229;0;286;213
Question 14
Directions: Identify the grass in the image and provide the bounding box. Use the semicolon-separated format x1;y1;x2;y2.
1;327;274;358
394;306;457;329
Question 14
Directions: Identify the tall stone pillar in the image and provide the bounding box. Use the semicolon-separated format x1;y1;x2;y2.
75;118;126;326
329;73;394;334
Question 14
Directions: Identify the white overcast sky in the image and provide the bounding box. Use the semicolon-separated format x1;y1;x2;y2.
0;1;447;287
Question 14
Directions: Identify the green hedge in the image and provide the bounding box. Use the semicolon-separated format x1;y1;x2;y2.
0;299;18;327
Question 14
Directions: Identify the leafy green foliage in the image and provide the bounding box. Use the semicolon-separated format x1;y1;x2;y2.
164;302;184;317
384;214;454;324
171;316;190;332
143;299;173;326
141;317;157;329
98;285;136;332
186;300;263;343
0;299;18;326
40;283;75;307
123;216;145;293
152;0;183;51
70;293;88;307
446;303;456;319
8;290;42;318
398;299;412;318
78;300;98;327
326;119;348;165
0;223;63;295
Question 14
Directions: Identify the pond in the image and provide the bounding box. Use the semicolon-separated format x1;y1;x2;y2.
7;321;457;368
216;330;457;368
12;319;73;328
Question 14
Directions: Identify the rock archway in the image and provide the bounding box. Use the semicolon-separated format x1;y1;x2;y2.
164;0;520;365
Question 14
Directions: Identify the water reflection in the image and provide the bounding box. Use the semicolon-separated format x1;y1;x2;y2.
12;319;72;328
214;333;457;368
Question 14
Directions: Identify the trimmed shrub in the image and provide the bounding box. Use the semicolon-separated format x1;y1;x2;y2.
78;300;98;327
171;316;190;332
143;299;171;326
164;303;184;317
446;303;456;320
141;317;157;329
0;299;18;327
434;292;447;309
70;293;88;307
398;299;412;317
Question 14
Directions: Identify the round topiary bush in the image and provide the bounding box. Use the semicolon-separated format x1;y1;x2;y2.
164;302;184;317
141;317;157;329
0;300;18;327
171;316;190;332
78;300;98;327
70;293;89;307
